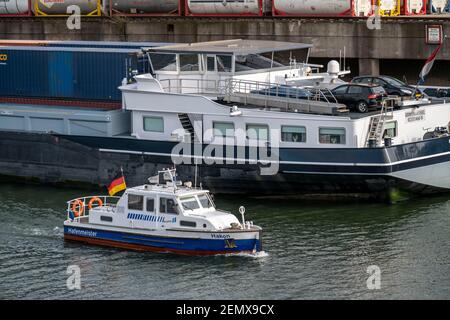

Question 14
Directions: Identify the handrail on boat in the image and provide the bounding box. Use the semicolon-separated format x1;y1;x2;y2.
157;77;341;108
66;196;120;221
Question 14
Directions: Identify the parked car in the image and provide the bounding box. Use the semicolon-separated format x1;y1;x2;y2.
422;87;450;98
251;85;312;99
351;75;421;97
330;84;386;113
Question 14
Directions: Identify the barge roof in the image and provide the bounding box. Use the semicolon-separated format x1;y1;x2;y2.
145;39;312;55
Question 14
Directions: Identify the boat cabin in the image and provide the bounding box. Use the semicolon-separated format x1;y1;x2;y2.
144;39;317;95
71;175;243;232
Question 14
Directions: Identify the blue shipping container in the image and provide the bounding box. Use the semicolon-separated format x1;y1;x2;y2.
0;46;151;102
44;40;170;49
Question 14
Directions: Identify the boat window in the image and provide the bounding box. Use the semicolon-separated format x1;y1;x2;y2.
180;197;200;211
213;122;235;137
281;126;306;143
207;56;216;72
217;55;232;73
247;124;269;141
159;197;178;215
179;54;199;72
146;198;155;213
319;128;346;144
100;216;113;222
383;121;398;138
149;53;177;72
198;194;214;209
143;116;164;133
128;194;144;211
180;220;197;228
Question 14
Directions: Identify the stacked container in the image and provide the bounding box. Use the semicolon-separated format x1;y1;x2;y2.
0;46;149;103
185;0;270;17
107;0;182;17
401;0;427;15
427;0;449;13
33;0;101;17
272;0;373;17
375;0;401;16
0;0;31;17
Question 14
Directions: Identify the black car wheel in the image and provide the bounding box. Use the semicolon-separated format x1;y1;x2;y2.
357;101;369;113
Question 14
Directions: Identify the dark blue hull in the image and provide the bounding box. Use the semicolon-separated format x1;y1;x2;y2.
0;131;449;198
55;134;450;196
64;225;261;255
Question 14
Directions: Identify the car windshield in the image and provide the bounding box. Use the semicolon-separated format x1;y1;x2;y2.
382;76;405;86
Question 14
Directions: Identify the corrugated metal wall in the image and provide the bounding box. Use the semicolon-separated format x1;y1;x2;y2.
0;47;149;101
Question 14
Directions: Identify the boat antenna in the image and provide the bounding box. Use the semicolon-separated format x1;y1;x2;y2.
344;46;346;71
194;158;198;190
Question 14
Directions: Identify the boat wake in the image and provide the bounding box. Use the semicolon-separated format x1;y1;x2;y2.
226;251;269;259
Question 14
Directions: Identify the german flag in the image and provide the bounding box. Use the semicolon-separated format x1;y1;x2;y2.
108;174;127;196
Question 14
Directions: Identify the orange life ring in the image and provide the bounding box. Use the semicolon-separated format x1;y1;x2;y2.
71;199;85;217
88;197;103;210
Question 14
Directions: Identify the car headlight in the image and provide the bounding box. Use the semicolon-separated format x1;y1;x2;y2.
401;89;413;95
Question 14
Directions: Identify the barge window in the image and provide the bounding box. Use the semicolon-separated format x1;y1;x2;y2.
319;128;346;144
207;56;216;72
213;122;234;137
146;198;155;213
281;126;306;143
143;116;164;133
160;198;178;215
246;124;269;141
149;53;177;72
180;197;200;211
383;121;398;138
217;55;232;73
198;194;213;209
179;54;199;72
128;194;144;211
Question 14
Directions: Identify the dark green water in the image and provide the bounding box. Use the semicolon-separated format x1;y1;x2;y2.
1;183;450;299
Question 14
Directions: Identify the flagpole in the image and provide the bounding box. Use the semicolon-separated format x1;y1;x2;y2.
120;166;125;183
415;42;443;98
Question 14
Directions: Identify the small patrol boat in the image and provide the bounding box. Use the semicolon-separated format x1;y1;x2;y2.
64;169;262;255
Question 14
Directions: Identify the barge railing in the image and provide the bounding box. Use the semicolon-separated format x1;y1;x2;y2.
158;77;348;115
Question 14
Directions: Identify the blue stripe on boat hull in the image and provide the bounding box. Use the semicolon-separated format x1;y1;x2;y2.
57;134;450;174
64;226;260;255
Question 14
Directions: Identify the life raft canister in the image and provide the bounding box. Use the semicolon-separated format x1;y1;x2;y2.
88;197;103;210
71;199;85;217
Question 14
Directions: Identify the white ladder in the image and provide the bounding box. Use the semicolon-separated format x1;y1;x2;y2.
365;98;396;147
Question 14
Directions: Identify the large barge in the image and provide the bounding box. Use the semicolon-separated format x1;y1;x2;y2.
1;39;450;200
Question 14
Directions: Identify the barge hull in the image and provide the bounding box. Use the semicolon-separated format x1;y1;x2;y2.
0;131;448;199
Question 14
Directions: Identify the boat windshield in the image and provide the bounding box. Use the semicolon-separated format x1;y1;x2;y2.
179;194;215;212
198;194;214;209
180;196;200;211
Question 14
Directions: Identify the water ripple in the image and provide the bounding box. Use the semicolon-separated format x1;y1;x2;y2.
1;185;450;299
